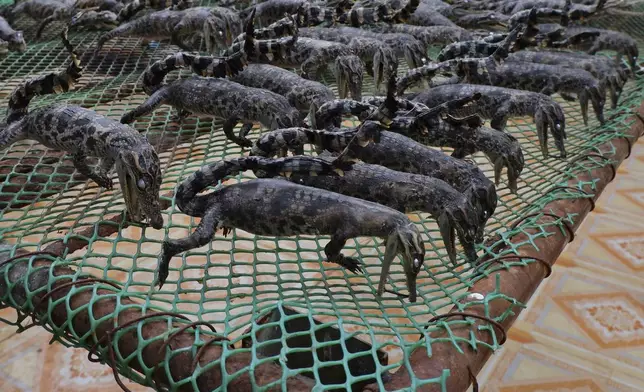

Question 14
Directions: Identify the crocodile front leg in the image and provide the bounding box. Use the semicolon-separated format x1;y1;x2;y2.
172;108;191;122
324;232;363;274
73;152;113;189
171;31;194;51
96;156;116;190
155;206;221;289
490;103;511;130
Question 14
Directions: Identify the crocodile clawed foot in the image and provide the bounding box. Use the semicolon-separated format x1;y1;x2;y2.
94;174;114;190
336;255;363;274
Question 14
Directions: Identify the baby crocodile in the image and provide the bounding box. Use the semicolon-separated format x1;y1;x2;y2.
68;9;120;35
231;63;335;116
280;154;480;265
301;26;427;70
436;24;528;61
507;50;630;109
161;155;426;302
240;0;348;27
409;83;567;157
252;124;497;242
0;31;163;228
556;26;639;70
388;115;524;193
95;6;242;53
370;24;473;46
124;63;302;147
8;0;118;39
124;28;303;146
227;30;364;100
398;54;606;126
299;28;399;90
0;16;26;53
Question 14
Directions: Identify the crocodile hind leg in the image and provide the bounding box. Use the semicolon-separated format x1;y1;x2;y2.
171;32;194;52
72;152;114;189
171;108;191;122
324;231;363;274
223;117;253;147
154;206;221;289
238;122;255;141
490;106;510;131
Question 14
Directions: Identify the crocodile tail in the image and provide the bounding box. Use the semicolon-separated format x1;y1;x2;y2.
251;156;353;179
250;128;310;157
191;51;248;78
6;28;82;124
303;4;334;26
174;159;250;212
175;156;350;211
493;23;523;61
259;14;298;39
238;8;299;60
95;22;133;52
337;6;391;27
315;99;382;129
232;12;297;45
396;63;443;95
243;30;298;63
141;51;248;95
142;52;195;95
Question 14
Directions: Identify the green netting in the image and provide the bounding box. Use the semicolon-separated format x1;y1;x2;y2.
0;2;643;391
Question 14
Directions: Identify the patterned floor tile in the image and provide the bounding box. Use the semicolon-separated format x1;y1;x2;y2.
38;343;149;392
0;325;47;392
511;264;644;373
478;340;643;392
555;211;644;279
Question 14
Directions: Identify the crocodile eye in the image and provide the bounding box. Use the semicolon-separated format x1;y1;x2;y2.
137;178;146;190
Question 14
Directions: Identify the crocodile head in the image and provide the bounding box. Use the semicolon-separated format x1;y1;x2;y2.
6;31;25;52
116;146;164;229
334;55;364;100
393;223;425;303
438;201;480;267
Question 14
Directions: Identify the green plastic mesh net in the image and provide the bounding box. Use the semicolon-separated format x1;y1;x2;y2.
0;1;643;391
